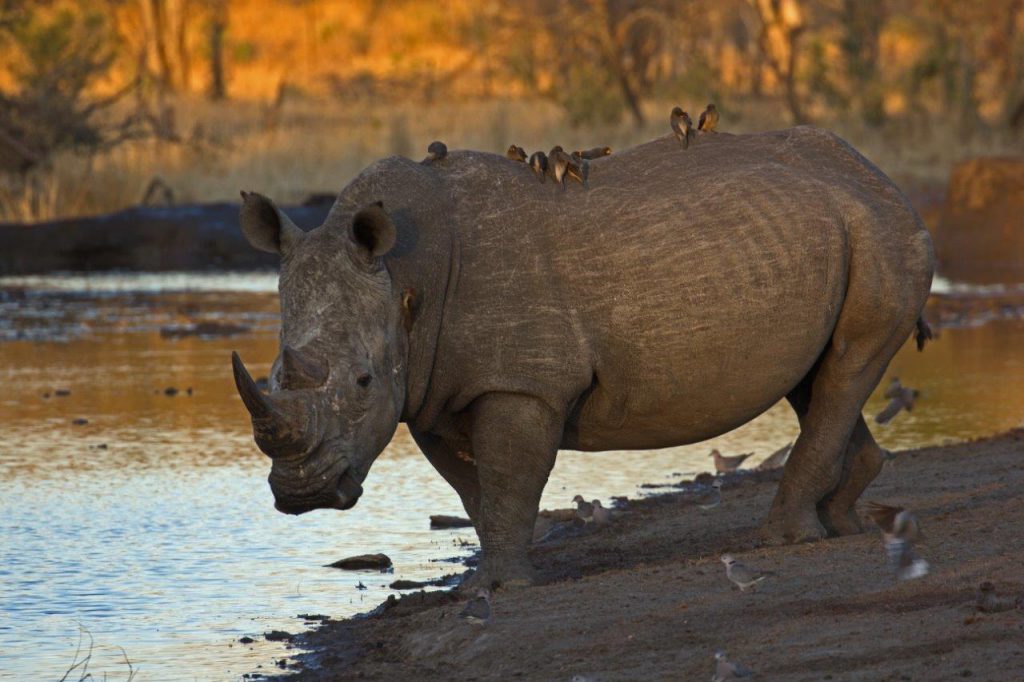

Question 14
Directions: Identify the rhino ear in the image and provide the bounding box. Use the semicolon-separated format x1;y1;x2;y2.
239;191;304;255
350;201;396;259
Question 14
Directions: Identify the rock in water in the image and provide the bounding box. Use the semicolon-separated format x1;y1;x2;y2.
325;553;393;570
429;514;474;529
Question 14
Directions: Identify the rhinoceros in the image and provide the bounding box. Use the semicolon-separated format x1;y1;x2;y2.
231;126;934;588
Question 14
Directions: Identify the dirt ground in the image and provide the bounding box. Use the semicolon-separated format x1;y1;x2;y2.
281;430;1024;681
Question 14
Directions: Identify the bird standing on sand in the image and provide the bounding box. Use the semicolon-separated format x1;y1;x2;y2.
713;651;754;680
506;144;527;162
423;140;447;163
693;480;723;510
670;106;695;148
711;449;752;474
875;385;919;425
459;588;492;625
573;494;594;523
698;104;719;132
757;442;793;471
864;502;929;580
592;499;612;526
720;554;771;592
577;146;612;159
976;581;1019;614
529;151;548;182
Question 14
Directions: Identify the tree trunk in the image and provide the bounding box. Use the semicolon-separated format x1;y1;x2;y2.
208;0;227;100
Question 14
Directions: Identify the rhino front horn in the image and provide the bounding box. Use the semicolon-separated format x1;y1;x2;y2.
232;351;275;420
232;351;317;459
280;345;329;389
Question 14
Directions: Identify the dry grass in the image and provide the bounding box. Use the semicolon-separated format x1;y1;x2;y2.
3;94;1019;223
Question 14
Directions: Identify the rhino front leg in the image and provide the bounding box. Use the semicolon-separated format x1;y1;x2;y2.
408;428;481;530
465;392;562;589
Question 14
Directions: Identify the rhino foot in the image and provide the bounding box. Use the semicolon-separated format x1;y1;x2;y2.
760;505;828;545
819;502;864;536
458;557;537;592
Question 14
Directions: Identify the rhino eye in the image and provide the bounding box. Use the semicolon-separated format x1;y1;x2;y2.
356;373;372;388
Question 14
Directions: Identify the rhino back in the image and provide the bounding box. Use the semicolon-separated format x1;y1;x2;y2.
334;130;923;448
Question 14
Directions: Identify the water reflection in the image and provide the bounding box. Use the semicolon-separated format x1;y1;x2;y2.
1;281;1022;680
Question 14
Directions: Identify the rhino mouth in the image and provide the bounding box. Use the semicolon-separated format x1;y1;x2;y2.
273;466;364;515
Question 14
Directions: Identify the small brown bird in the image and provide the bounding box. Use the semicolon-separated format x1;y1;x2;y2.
864;502;929;580
423;140;447;163
875;385;919;425
670;106;695;148
577;146;612;159
506;144;527;162
693;480;723;510
548;147;580;190
459;588;492;625
572;494;594;523
698;104;719;132
528;151;548;182
883;376;903;399
756;442;793;471
711;449;752;474
713;651;754;680
720;554;772;592
592;499;612;526
976;581;1018;614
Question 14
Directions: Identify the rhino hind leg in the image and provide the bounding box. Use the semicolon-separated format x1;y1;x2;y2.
763;301;922;545
465;392;562;589
818;416;885;535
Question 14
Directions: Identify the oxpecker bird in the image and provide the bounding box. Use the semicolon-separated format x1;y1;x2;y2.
698;104;719;132
670;106;695;148
506;144;527;162
423;140;447;163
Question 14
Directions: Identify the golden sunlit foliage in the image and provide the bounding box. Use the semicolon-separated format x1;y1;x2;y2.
1;0;1022;221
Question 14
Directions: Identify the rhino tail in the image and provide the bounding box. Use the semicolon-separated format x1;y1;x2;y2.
914;317;933;352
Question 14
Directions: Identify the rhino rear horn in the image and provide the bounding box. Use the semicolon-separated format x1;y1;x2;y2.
280;345;329;389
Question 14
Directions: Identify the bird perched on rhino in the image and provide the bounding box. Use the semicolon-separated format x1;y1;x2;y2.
875;382;919;425
548;146;586;190
713;651;754;680
670;106;695;148
528;151;548;182
720;554;772;592
459;588;492;625
698;104;719;132
506;144;527;162
572;494;594;523
423;140;447;163
864;502;929;581
711;449;752;474
577;146;612;159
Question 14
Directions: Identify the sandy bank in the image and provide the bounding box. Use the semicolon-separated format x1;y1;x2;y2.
280;430;1024;681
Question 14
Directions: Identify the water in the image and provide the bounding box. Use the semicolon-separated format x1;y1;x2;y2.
1;273;1022;681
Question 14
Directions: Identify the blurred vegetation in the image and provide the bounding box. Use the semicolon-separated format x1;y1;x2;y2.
1;0;1023;221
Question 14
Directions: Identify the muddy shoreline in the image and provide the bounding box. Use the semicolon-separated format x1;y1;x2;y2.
273;430;1024;681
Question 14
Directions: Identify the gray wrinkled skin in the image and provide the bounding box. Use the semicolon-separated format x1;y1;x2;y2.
232;126;934;588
